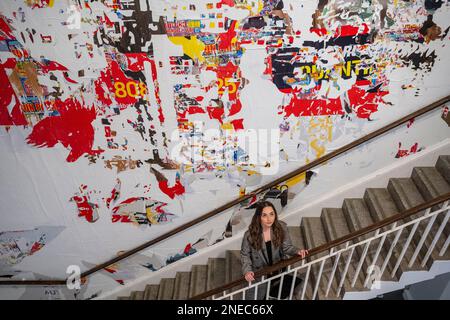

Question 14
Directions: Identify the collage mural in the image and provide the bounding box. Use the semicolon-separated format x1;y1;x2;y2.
1;0;450;299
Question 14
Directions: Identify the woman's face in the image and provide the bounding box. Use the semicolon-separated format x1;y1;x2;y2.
260;206;276;229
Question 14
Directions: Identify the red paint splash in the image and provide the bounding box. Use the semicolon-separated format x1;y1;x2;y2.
0;16;15;40
158;180;185;199
148;59;165;124
217;20;237;51
217;0;235;7
95;60;140;107
111;197;143;214
347;85;389;119
106;179;121;209
26;98;103;162
284;94;343;117
183;243;193;255
231;118;244;130
334;24;369;37
395;142;423;158
0;58;27;126
125;53;152;72
70;195;99;223
30;242;44;255
207;106;225;123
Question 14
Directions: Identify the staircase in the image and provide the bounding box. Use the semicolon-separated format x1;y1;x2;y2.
118;155;450;300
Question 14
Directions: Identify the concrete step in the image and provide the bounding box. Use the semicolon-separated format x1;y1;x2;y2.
412;166;450;237
342;197;398;282
342;198;376;241
321;208;367;293
117;296;129;300
225;250;244;299
387;178;435;269
288;225;306;270
130;290;144;300
412;167;450;203
173;272;191;300
300;217;341;300
436;155;450;184
207;257;226;299
410;165;450;260
363;188;419;279
144;284;159;300
364;188;400;222
301;217;328;259
157;278;175;300
189;265;208;298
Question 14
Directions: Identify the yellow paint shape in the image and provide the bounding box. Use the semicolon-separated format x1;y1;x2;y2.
146;207;158;225
307;117;333;160
285;172;306;188
169;36;205;62
210;22;216;28
221;122;234;130
257;0;264;13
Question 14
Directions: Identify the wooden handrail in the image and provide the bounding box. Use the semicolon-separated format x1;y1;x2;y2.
190;192;450;300
1;95;449;286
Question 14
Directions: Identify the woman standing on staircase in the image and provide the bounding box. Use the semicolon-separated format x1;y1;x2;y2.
240;201;308;299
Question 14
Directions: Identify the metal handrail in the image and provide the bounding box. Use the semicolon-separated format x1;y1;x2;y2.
1;95;449;286
189;192;450;300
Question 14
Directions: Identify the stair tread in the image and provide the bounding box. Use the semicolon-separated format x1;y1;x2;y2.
207;258;226;299
144;284;159;300
189;265;208;298
157;278;175;300
225;250;245;299
173;272;191;300
412;167;450;201
436;155;450;184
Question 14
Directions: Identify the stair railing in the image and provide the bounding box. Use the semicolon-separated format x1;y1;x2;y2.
1;95;449;286
190;192;450;300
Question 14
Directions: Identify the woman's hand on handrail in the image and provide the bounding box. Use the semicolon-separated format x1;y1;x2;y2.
245;271;255;282
297;249;308;259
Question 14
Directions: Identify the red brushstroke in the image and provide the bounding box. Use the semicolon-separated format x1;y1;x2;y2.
334;24;369;37
30;242;44;255
106;179;121;209
125;53;152;72
395;142;422;158
183;243;192;255
284;94;343;117
407;118;415;128
158;180;185;199
218;0;235;7
112;215;132;223
228;100;242;116
103;13;114;28
26;98;103;162
347;85;389;119
0;16;15;40
186;106;206;115
95;60;140;106
111;197;142;214
207;106;225;123
0;58;27;126
310;27;328;36
70;195;99;223
38;60;68;73
217;20;237;51
149;59;165;124
231;118;244;130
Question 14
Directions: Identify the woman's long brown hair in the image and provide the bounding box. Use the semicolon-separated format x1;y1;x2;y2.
248;201;284;250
